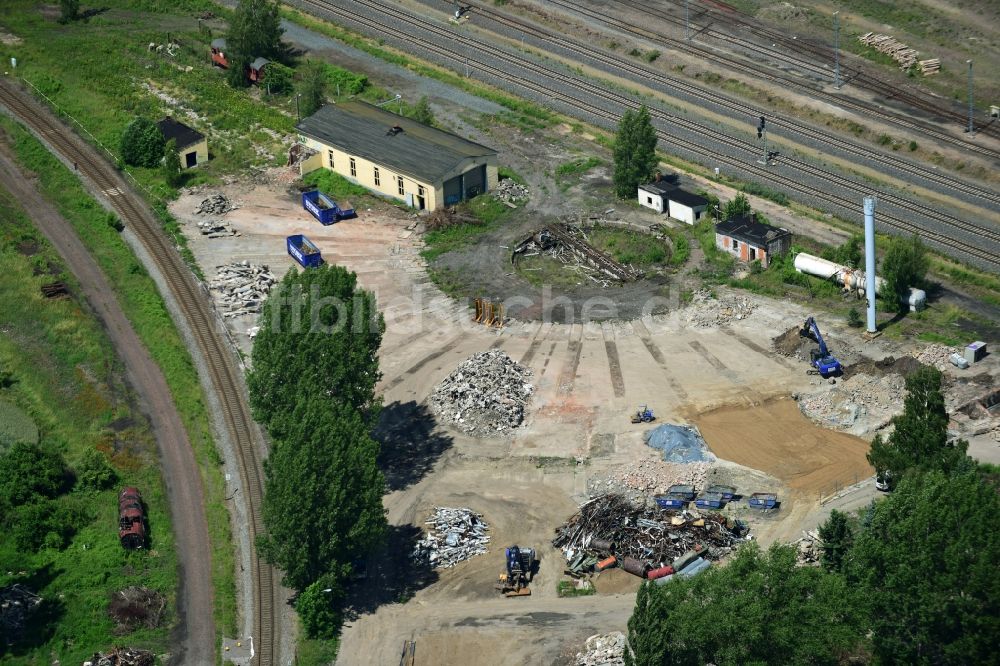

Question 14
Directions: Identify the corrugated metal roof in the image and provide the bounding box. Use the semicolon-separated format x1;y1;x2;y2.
250;57;270;71
668;189;708;207
296;102;496;183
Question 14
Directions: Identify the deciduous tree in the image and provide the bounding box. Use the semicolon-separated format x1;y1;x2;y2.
298;62;327;118
612;106;658;199
723;192;751;220
850;471;1000;664
867;366;968;481
257;397;386;592
120;118;165;168
248;265;384;437
625;543;865;665
161;138;182;187
881;234;928;312
0;442;68;512
409;96;434;125
226;0;284;88
818;509;853;573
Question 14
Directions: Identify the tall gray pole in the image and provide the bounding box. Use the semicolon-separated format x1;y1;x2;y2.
863;196;877;334
967;60;974;135
834;12;841;89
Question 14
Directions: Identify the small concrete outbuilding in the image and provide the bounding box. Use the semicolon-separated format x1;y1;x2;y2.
295;102;498;211
666;189;709;225
714;214;791;268
637;180;674;214
157;116;207;169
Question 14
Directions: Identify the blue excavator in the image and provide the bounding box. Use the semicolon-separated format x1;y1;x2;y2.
800;317;843;377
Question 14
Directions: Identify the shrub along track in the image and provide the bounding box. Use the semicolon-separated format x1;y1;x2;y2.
294;0;1000;271
0;79;280;665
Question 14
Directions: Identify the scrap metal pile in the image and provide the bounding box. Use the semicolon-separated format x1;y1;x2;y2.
412;507;491;569
512;223;641;286
85;648;154;666
493;178;530;205
0;584;41;643
553;494;747;570
195;192;236;215
208;262;278;317
430;349;533;435
575;632;626;666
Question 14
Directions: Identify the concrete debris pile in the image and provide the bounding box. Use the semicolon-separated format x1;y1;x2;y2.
430;349;533;435
195;219;239;237
796;372;905;431
195;192;235;215
85;648;155;666
493;178;530;204
0;584;42;643
794;530;822;567
412;507;491;569
858;32;919;70
553;494;748;573
575;632;626;666
588;460;711;507
645;424;716;463
209;262;278;318
910;344;958;372
685;290;755;327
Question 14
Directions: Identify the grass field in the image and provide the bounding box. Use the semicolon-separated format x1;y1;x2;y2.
0;116;237;643
0;184;177;662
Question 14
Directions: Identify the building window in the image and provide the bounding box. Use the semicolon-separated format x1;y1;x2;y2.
327;150;334;168
418;185;425;196
749;247;756;261
731;238;739;251
646;196;653;204
397;176;405;196
374;167;380;187
349;158;356;177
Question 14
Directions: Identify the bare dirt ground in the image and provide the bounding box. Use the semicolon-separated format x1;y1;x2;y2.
169;168;938;663
0;136;215;664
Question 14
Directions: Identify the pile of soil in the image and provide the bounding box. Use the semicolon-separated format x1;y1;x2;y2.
842;355;927;380
772;326;807;357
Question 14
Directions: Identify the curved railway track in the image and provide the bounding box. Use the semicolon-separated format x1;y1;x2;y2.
462;0;999;210
657;0;1000;141
0;81;279;665
299;0;1000;269
534;0;1000;159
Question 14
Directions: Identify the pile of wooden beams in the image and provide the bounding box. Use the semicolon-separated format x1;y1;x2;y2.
858;32;919;70
918;58;940;76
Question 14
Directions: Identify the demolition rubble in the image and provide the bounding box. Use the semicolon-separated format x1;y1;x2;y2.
512;223;641;286
553;494;748;574
430;349;533;435
84;648;155;666
208;262;278;317
195;192;236;215
575;632;626;666
684;290;755;327
195;219;239;237
493;178;530;204
412;507;491;569
589;460;712;507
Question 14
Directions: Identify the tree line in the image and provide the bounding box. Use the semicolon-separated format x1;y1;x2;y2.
248;264;387;638
624;366;999;664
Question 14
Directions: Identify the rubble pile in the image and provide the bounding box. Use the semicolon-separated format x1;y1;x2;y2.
0;584;42;642
553;494;748;570
575;632;626;666
794;530;822;567
797;372;906;430
85;648;155;666
910;344;958;372
195;193;235;215
493;178;530;204
430;349;533;435
412;507;491;569
208;262;278;317
588;460;711;507
685;290;755;327
195;219;239;237
108;586;166;634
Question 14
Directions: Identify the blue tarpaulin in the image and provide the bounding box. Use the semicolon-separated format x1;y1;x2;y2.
644;424;715;463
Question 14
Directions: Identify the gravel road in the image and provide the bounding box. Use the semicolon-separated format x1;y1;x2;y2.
0;138;215;663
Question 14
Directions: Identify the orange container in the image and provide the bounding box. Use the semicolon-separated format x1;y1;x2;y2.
596;556;618;571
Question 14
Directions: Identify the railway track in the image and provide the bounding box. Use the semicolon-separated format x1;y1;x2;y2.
0;81;280;665
657;0;1000;141
461;0;999;210
534;0;1000;160
297;0;1000;269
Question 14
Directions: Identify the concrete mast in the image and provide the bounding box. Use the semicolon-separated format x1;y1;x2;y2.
864;196;877;333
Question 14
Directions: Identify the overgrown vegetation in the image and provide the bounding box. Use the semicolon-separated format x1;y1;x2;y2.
421;195;515;261
588;227;670;267
557;580;596;597
0;187;176;661
225;0;284;88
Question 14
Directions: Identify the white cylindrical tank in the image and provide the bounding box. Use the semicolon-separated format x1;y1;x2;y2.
794;252;925;311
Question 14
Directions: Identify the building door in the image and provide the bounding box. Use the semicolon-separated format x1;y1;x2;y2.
417;186;426;210
749;247;756;261
185;151;197;168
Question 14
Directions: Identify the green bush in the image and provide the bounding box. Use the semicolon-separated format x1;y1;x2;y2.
120;117;164;168
847;307;863;328
0;441;68;510
11;498;86;552
74;448;118;491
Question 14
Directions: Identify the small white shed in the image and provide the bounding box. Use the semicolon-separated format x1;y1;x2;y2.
666;189;709;225
638;181;675;213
